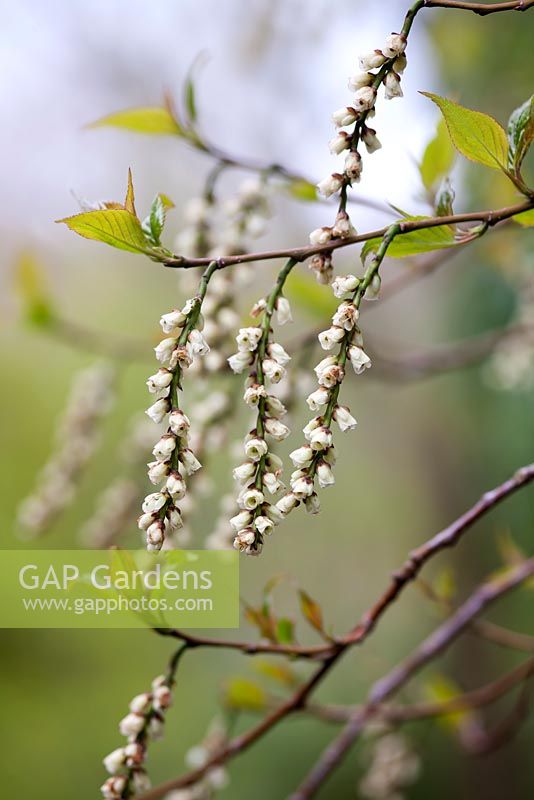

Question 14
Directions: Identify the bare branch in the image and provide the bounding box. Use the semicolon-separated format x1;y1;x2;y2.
290;559;534;799
163;200;534;270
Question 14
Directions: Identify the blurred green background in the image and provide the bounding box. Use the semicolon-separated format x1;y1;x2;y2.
1;1;533;798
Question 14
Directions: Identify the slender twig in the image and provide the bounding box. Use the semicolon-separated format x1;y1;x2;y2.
289;559;534;799
297;656;534;724
163;200;534;269
140;465;534;800
424;0;534;14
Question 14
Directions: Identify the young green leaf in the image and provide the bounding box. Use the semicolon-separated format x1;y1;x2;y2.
507;95;534;174
142;194;175;246
276;617;296;645
88;106;184;136
14;252;55;327
513;207;534;227
57;209;152;254
421;92;508;170
298;590;325;636
420;118;456;192
361;217;458;261
124;168;136;216
224;678;266;711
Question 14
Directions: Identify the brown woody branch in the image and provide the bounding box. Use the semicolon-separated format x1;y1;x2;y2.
424;0;534;14
163;200;534;270
290;559;534;799
141;465;534;800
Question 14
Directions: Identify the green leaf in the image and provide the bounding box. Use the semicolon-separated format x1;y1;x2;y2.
253;660;297;687
57;209;152;254
513;207;534;227
420;118;456;192
124;168;136;216
142;194;175;245
14;252;55;327
361;217;458;261
435;179;455;217
287;179;318;202
88;106;184;136
421;92;508;170
298;590;325;636
224;678;266;711
423;674;475;731
276;617;295;645
507;95;534;174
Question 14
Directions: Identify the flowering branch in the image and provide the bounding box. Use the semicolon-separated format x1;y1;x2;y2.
163;199;534;269
137;463;534;799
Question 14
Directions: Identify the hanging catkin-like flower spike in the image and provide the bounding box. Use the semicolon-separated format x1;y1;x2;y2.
309;26;409;287
101;649;184;799
227;258;297;555
276;226;398;519
138;262;219;551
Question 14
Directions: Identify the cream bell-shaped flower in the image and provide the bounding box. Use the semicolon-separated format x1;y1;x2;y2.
146;368;173;394
267;342;291;366
262;358;285;383
236;327;262;352
358;50;386;70
244;436;269;461
309;226;333;246
348;345;372;374
348;72;373;91
332;106;358;127
169;409;190;436
383;32;407;58
228;351;253;374
306;386;330;411
152;434;176;461
318;326;346;351
317;173;344;198
264;417;290;441
154;337;178;364
329;132;351;155
145;398;170;424
230;510;253;532
384;71;403;99
239;488;264;510
333;404;358;432
243;384;267;406
275;296;293;325
352;86;376;112
344;151;363;181
331;274;359;298
160;309;186;334
333;301;359;330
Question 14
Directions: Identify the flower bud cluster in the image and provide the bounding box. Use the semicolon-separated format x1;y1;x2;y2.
101;675;174;798
227;293;294;555
274;276;372;519
18;363;116;535
311;31;408;261
139;296;210;551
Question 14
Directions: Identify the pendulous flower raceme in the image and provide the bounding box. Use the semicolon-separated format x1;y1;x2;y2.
309;29;407;285
227;262;296;555
101;673;174;798
138;264;218;551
